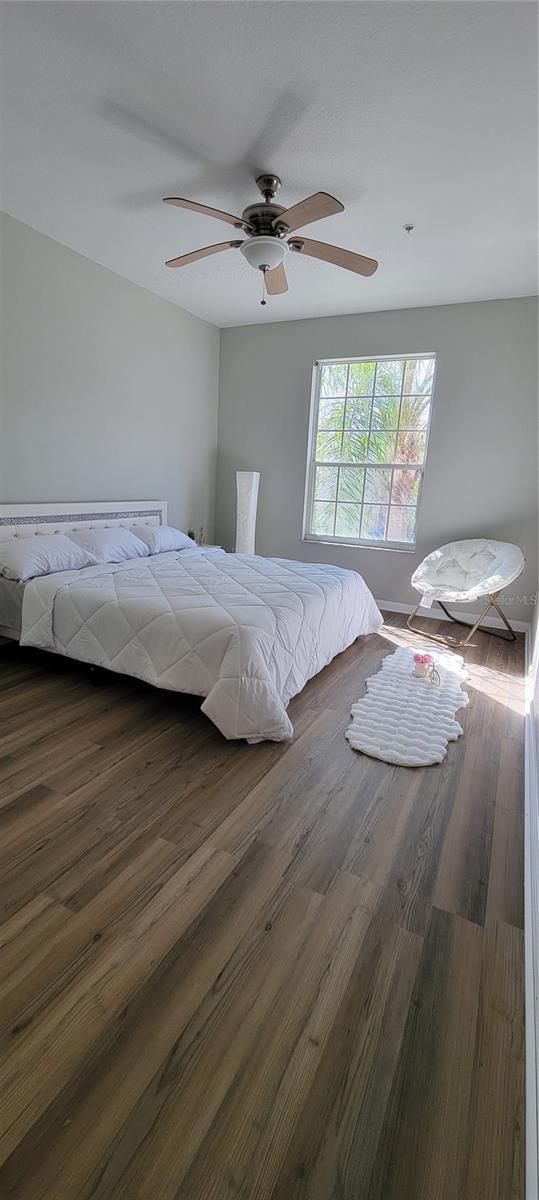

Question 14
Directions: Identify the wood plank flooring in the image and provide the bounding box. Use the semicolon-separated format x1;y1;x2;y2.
0;614;525;1199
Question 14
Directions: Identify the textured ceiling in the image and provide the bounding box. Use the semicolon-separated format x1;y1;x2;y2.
1;2;537;327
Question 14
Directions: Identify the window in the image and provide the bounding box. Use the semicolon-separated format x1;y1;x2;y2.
303;354;436;548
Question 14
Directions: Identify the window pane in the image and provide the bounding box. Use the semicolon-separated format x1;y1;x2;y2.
364;467;391;504
335;503;361;537
316;431;342;462
338;466;364;501
308;354;434;548
400;396;430;430
314;464;338;501
361;504;388;541
344;397;371;430
367;432;397;463
320;363;347;397
312;501;335;536
318;397;345;430
347;361;375;395
403;357;435;395
387;506;416;543
371;394;400;430
391;468;421;505
396;431;426;463
342;431;368;462
375;360;404;395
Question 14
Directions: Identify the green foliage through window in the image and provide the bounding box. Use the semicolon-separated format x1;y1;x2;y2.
306;354;436;546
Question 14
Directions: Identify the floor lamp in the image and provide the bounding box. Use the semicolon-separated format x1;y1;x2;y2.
235;471;260;554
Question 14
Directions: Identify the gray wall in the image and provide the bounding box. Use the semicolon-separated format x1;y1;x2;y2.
0;213;220;536
217;297;538;624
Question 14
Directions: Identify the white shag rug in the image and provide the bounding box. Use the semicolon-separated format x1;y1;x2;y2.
345;646;469;766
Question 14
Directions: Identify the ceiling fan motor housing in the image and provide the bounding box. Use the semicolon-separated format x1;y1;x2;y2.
240;202;287;236
239;235;287;272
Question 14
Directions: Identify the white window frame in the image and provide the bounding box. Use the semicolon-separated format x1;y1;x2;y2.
302;352;437;551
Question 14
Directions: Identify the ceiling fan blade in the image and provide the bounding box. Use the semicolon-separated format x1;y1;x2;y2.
289;237;378;277
265;262;288;295
273;192;344;233
165;241;241;268
163;197;250;230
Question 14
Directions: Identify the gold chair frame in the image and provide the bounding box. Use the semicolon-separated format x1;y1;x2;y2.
407;588;517;647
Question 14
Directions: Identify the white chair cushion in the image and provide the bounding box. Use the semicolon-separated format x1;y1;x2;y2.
411;539;525;602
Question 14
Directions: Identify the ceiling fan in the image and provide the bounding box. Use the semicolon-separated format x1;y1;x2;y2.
163;174;378;305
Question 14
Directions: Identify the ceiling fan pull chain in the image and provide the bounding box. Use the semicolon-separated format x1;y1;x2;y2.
261;268;267;307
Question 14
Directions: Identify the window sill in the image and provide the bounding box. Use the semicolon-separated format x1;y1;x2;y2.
301;537;416;554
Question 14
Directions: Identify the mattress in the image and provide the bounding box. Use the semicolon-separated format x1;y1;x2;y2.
20;549;383;742
0;575;25;634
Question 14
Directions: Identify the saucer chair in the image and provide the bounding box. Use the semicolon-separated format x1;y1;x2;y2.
407;538;525;646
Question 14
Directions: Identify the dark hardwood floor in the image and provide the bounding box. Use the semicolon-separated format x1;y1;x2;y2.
0;614;524;1199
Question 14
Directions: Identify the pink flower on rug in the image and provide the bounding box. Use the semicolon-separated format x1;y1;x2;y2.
413;652;434;665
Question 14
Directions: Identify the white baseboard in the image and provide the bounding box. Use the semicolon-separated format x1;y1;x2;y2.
378;598;530;634
526;626;539;1200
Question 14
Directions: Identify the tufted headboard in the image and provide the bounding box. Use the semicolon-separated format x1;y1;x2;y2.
0;500;167;541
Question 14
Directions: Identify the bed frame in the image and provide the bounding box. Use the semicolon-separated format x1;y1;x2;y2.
0;500;167;641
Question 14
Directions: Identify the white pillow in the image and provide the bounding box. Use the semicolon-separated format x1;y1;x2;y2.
132;524;198;554
0;534;98;583
68;527;149;564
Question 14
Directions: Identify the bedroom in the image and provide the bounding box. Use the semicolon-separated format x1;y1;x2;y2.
0;2;537;1198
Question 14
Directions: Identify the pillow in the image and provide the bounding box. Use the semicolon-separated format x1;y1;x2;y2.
68;527;149;564
0;534;98;583
132;524;198;555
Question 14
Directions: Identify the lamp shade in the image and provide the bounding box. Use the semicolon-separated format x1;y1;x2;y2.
235;471;260;554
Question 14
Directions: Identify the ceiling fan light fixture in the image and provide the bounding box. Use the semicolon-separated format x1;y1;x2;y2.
239;236;286;272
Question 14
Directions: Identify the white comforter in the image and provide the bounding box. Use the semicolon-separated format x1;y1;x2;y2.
21;550;382;742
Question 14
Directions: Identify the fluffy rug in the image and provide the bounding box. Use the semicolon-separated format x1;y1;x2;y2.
345;645;469;766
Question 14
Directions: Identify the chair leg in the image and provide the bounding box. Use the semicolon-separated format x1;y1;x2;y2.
406;592;517;646
406;602;454;645
488;595;518;640
437;593;517;642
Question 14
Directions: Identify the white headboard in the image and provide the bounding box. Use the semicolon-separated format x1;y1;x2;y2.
0;501;167;541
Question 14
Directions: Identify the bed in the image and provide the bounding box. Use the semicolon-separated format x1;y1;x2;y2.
0;501;383;742
0;575;25;640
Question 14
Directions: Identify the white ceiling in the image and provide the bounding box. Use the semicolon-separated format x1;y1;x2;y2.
1;2;537;327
